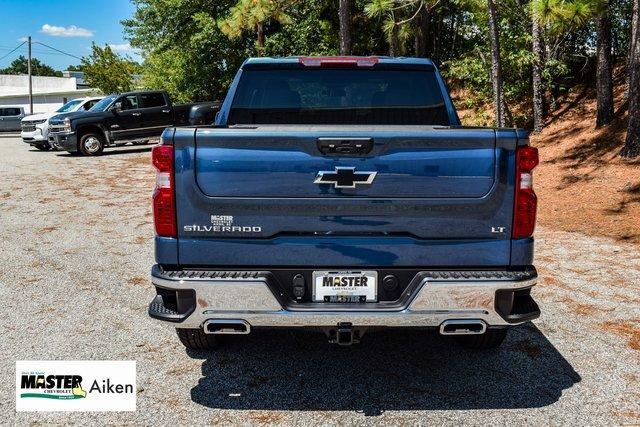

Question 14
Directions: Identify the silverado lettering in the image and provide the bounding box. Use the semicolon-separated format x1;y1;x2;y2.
183;225;262;233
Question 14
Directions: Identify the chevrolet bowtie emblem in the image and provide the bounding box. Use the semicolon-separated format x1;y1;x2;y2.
314;167;377;189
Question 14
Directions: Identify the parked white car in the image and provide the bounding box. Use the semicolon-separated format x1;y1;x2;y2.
20;97;103;151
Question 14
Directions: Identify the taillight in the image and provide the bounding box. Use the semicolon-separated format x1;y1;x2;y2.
513;146;539;239
298;56;379;67
152;143;176;238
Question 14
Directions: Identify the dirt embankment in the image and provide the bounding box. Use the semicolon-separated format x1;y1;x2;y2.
455;70;640;243
531;78;640;243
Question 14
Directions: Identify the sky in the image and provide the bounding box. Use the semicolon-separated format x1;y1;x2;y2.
0;0;141;71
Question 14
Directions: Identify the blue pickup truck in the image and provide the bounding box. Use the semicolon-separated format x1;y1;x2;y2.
148;56;540;350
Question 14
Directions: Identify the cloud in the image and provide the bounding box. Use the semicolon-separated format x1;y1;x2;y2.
18;36;28;42
108;43;135;53
40;24;93;38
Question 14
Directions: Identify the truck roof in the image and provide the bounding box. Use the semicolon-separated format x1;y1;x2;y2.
104;90;167;97
242;56;436;67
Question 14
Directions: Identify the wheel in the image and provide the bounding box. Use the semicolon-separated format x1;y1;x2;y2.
176;328;218;350
34;144;51;151
457;328;508;350
78;132;104;156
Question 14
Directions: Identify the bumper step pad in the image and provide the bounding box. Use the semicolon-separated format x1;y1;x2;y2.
159;269;267;280
148;287;196;323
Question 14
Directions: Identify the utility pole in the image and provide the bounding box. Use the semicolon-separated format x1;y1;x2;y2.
27;36;33;114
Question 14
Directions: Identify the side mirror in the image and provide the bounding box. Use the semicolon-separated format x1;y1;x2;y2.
112;101;123;112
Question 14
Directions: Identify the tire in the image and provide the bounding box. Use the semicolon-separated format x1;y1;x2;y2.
176;328;218;350
457;328;508;350
34;144;51;151
78;132;104;156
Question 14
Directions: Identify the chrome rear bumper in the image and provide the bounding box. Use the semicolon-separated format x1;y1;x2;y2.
149;267;539;330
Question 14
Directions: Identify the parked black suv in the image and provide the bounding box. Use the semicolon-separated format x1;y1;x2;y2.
48;90;218;155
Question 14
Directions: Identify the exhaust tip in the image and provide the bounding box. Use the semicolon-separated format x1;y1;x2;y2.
204;319;251;335
439;319;487;335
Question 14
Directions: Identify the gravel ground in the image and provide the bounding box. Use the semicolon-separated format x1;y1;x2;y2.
0;136;638;425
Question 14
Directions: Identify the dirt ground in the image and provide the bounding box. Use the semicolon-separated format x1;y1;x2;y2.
0;137;639;425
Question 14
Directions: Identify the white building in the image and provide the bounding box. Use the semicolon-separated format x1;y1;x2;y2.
0;74;100;114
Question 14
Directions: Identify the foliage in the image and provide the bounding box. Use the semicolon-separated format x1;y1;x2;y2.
123;0;250;101
532;0;600;34
123;0;634;126
261;1;340;56
365;0;433;55
1;56;62;77
81;44;140;94
218;0;292;47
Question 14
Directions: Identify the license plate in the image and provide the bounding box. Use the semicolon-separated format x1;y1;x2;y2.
312;271;377;302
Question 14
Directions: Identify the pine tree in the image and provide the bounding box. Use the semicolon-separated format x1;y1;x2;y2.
218;0;292;55
596;0;615;127
414;7;429;57
532;7;545;133
339;0;352;55
365;1;435;57
487;0;506;127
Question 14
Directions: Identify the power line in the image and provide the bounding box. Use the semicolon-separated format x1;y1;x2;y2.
33;41;83;60
0;41;26;62
0;45;85;55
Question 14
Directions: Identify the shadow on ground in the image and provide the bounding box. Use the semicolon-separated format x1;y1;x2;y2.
55;146;152;157
188;323;580;415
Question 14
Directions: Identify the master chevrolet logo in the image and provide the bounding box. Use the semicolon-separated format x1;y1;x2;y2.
314;167;377;189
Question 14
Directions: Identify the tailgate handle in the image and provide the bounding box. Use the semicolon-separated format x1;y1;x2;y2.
317;138;373;156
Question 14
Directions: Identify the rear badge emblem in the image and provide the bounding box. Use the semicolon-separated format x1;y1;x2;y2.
314;167;377;189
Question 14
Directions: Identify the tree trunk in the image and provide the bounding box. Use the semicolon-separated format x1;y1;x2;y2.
434;11;441;61
339;0;352;55
622;0;640;157
389;21;400;56
487;0;506;127
256;22;264;56
414;7;429;57
596;3;615;127
628;0;639;96
449;13;457;59
532;14;545;133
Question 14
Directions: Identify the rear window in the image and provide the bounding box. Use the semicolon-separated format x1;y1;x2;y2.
228;68;450;125
83;99;99;110
140;92;166;108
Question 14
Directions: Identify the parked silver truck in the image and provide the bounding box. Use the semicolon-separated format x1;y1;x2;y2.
0;106;26;132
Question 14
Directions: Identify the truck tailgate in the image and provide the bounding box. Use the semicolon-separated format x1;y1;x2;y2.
173;126;517;266
194;126;495;198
